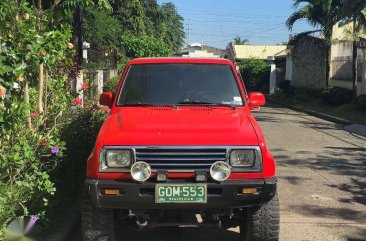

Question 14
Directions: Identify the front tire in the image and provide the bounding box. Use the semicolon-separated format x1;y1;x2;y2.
81;190;116;241
240;191;280;241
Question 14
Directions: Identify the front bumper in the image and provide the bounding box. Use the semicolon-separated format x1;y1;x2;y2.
85;177;277;210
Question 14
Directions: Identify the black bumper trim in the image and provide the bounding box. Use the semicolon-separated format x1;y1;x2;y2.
85;178;277;210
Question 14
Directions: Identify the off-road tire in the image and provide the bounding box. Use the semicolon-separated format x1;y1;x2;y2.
81;190;116;241
240;191;280;241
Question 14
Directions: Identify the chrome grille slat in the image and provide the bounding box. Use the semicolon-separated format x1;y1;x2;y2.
135;152;225;156
148;163;213;167
135;147;227;170
136;157;226;161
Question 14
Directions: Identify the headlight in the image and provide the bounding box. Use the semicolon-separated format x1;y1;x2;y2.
230;149;257;167
106;149;132;168
131;161;151;182
210;161;231;181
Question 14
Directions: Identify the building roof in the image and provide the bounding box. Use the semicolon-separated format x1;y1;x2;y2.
233;45;287;60
274;48;290;58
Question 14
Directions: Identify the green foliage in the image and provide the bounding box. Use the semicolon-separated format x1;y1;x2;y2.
103;77;120;93
111;0;146;35
286;0;343;40
233;36;249;45
355;94;366;110
239;59;270;92
159;3;185;52
83;6;122;49
120;35;172;59
322;87;353;106
83;0;185;60
0;99;65;236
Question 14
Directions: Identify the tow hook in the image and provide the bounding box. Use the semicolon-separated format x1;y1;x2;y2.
135;217;148;231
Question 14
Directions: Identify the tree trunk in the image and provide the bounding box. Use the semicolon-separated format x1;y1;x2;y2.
44;68;48;118
37;63;44;114
325;43;331;89
352;19;358;99
35;0;44;114
24;80;32;129
36;0;41;31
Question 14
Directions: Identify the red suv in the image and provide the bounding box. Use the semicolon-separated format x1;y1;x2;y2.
82;58;279;241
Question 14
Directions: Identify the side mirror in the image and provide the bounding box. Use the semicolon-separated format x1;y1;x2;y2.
99;92;114;108
248;92;265;110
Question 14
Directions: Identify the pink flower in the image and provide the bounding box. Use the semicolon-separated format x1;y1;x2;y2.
72;97;83;106
0;85;6;97
31;112;39;118
81;82;88;90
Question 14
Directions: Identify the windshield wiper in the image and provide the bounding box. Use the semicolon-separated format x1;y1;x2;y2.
123;103;179;109
177;101;236;110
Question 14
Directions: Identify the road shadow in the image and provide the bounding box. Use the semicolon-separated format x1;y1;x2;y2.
287;204;366;223
115;227;239;241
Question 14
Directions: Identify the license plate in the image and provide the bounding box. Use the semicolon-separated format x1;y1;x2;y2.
155;184;207;203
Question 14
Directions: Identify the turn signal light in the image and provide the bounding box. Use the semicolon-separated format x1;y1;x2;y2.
240;188;258;195
104;189;120;195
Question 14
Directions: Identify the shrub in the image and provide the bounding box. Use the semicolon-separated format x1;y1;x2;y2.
355;95;366;111
44;107;108;230
0;100;64;236
120;35;172;59
277;80;295;96
322;87;353;106
103;77;120;93
239;58;270;92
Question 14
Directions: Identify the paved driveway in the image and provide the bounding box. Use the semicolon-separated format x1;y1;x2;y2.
72;104;366;241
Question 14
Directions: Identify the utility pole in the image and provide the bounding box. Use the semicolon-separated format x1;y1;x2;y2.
186;20;191;46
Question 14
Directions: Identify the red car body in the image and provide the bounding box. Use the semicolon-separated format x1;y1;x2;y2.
86;58;275;180
82;57;279;241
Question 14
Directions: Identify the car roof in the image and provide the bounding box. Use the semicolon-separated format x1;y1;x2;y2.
128;57;234;65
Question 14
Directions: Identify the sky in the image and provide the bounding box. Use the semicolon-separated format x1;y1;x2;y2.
157;0;314;49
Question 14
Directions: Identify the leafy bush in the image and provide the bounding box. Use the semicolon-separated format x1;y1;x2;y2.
239;58;270;92
0;100;65;236
355;95;366;111
120;35;172;59
278;80;295;96
103;77;120;93
44;106;108;230
322;87;353;106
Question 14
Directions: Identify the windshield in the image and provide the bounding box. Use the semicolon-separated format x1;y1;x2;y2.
117;64;243;107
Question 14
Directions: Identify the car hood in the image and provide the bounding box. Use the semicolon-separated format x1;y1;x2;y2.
102;107;259;146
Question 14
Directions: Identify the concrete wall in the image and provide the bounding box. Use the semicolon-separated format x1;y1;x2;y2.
291;36;327;90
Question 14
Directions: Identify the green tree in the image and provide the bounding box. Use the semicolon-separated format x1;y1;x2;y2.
110;0;146;35
233;36;249;45
83;6;122;48
286;0;343;88
160;2;185;51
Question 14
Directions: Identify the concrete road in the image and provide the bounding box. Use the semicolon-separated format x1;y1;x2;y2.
72;104;366;241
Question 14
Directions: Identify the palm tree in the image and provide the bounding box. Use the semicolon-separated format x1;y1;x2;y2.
286;0;343;88
341;0;366;98
233;36;249;45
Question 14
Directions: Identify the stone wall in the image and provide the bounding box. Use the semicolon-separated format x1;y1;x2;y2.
290;36;327;90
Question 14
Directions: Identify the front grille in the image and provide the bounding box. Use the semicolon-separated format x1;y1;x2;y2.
135;147;227;171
